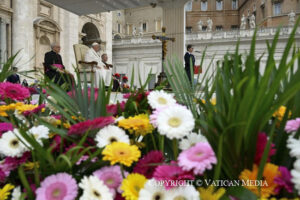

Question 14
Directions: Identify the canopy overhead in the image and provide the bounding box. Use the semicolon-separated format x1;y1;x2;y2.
44;0;169;15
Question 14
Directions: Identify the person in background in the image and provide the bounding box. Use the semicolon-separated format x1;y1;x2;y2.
121;76;129;92
44;42;70;86
112;73;121;92
85;42;106;88
6;67;20;84
101;53;113;88
184;44;195;84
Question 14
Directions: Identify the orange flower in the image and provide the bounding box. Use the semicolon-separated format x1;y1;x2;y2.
239;163;280;198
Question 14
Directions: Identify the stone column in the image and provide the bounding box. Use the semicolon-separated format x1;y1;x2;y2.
0;18;7;66
160;0;190;61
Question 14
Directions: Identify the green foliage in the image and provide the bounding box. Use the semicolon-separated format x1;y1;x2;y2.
165;18;300;184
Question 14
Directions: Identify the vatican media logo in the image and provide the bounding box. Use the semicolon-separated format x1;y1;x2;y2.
150;179;269;187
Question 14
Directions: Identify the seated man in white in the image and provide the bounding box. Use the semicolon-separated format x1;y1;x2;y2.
101;53;113;87
84;42;106;87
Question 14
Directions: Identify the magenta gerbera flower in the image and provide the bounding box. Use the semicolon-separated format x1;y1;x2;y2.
0;122;13;136
254;132;276;164
178;142;217;175
0;82;30;101
106;101;126;116
274;166;294;193
133;150;164;178
36;173;78;200
68;116;115;135
285;118;300;133
93;166;124;197
153;162;194;189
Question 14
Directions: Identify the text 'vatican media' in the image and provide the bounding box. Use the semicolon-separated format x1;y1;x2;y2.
149;179;269;187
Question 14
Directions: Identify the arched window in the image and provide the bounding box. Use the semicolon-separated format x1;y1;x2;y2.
216;0;223;11
201;0;208;11
232;0;238;10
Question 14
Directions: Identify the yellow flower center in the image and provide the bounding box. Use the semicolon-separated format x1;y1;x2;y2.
174;197;187;200
52;188;61;197
9;139;19;148
134;185;140;192
168;117;181;128
158;97;167;105
106;178;115;185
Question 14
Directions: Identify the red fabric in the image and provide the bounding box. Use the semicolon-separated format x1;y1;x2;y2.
194;65;202;74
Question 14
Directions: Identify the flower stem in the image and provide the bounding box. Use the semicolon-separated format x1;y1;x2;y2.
160;135;164;152
173;139;178;159
120;164;125;179
150;133;158;150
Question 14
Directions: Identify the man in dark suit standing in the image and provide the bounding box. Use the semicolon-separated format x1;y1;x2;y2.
44;43;66;86
184;44;195;84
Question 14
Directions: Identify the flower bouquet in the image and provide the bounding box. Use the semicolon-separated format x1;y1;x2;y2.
0;20;300;200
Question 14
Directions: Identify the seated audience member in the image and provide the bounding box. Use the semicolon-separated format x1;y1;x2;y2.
6;67;20;84
112;73;121;92
44;43;72;87
101;53;113;88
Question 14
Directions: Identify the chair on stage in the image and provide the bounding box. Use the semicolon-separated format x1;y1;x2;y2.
73;44;97;83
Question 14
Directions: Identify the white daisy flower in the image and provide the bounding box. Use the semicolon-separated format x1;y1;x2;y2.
156;105;195;139
287;135;300;159
139;179;168;200
179;132;207;150
168;185;200;200
291;159;300;195
79;176;113;200
11;186;22;200
95;125;130;148
28;125;50;145
147;90;176;109
0;130;28;157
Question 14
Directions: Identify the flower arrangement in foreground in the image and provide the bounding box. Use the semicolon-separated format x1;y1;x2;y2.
1;24;300;199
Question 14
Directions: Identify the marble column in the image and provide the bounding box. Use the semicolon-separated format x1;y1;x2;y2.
160;0;190;61
0;18;7;66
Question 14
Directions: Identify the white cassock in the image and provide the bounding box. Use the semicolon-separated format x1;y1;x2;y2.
84;48;107;87
102;61;112;86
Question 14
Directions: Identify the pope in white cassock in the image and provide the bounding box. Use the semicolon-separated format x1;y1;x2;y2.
84;42;108;87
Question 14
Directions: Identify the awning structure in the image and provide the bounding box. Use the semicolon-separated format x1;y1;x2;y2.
44;0;167;15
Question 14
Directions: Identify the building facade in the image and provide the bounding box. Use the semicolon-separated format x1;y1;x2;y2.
0;0;112;81
186;0;300;32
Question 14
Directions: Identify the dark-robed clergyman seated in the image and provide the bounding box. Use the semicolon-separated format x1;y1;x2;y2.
44;43;73;87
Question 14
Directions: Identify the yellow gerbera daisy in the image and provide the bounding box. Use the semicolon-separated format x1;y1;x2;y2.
239;163;280;198
273;106;292;121
0;184;15;200
121;173;147;200
118;114;154;136
15;104;38;114
198;185;226;200
102;142;141;167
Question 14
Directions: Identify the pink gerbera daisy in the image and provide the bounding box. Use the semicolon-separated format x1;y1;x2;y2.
93;166;124;197
0;122;13;136
285;118;300;133
153;162;194;189
133;150;164;178
178;142;217;175
68;116;115;135
254;132;276;164
0;82;30;101
36;173;78;200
